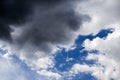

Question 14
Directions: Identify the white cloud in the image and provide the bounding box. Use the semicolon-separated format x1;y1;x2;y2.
70;53;120;80
75;1;120;79
76;0;120;35
0;55;29;80
70;64;91;74
0;40;58;73
0;41;61;80
25;56;54;71
82;25;120;79
0;46;57;80
37;70;61;80
87;53;120;80
84;25;120;61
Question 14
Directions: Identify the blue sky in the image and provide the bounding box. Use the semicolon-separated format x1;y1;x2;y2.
0;0;120;80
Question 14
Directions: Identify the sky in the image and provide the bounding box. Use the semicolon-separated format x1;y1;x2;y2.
0;0;120;80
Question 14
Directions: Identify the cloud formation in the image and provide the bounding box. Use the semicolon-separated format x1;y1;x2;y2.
0;52;41;80
84;25;120;61
76;0;120;35
0;0;90;56
70;53;120;80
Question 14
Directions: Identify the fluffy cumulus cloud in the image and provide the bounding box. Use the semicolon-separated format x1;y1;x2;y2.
0;50;40;80
0;56;27;80
84;25;120;61
82;25;120;80
37;70;62;80
70;53;120;80
76;0;120;35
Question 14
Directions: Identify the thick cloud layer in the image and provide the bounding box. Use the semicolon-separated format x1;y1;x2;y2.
0;0;90;60
0;0;74;40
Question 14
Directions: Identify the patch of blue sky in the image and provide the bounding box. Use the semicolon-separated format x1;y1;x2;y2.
54;47;96;72
54;28;113;74
0;48;8;55
75;28;114;46
95;28;114;38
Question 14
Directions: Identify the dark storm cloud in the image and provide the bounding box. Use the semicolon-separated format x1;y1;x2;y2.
0;0;69;40
0;0;31;40
0;0;91;56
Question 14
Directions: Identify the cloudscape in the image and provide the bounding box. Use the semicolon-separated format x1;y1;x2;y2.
0;0;120;80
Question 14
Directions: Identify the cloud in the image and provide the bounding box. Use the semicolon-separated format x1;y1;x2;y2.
0;0;90;55
82;25;120;79
10;0;90;54
76;0;120;35
69;53;120;80
0;45;60;80
83;25;120;61
0;0;90;50
0;58;25;80
81;25;120;80
0;54;36;80
73;1;120;79
37;70;62;80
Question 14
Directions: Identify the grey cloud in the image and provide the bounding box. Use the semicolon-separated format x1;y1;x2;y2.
0;0;91;59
